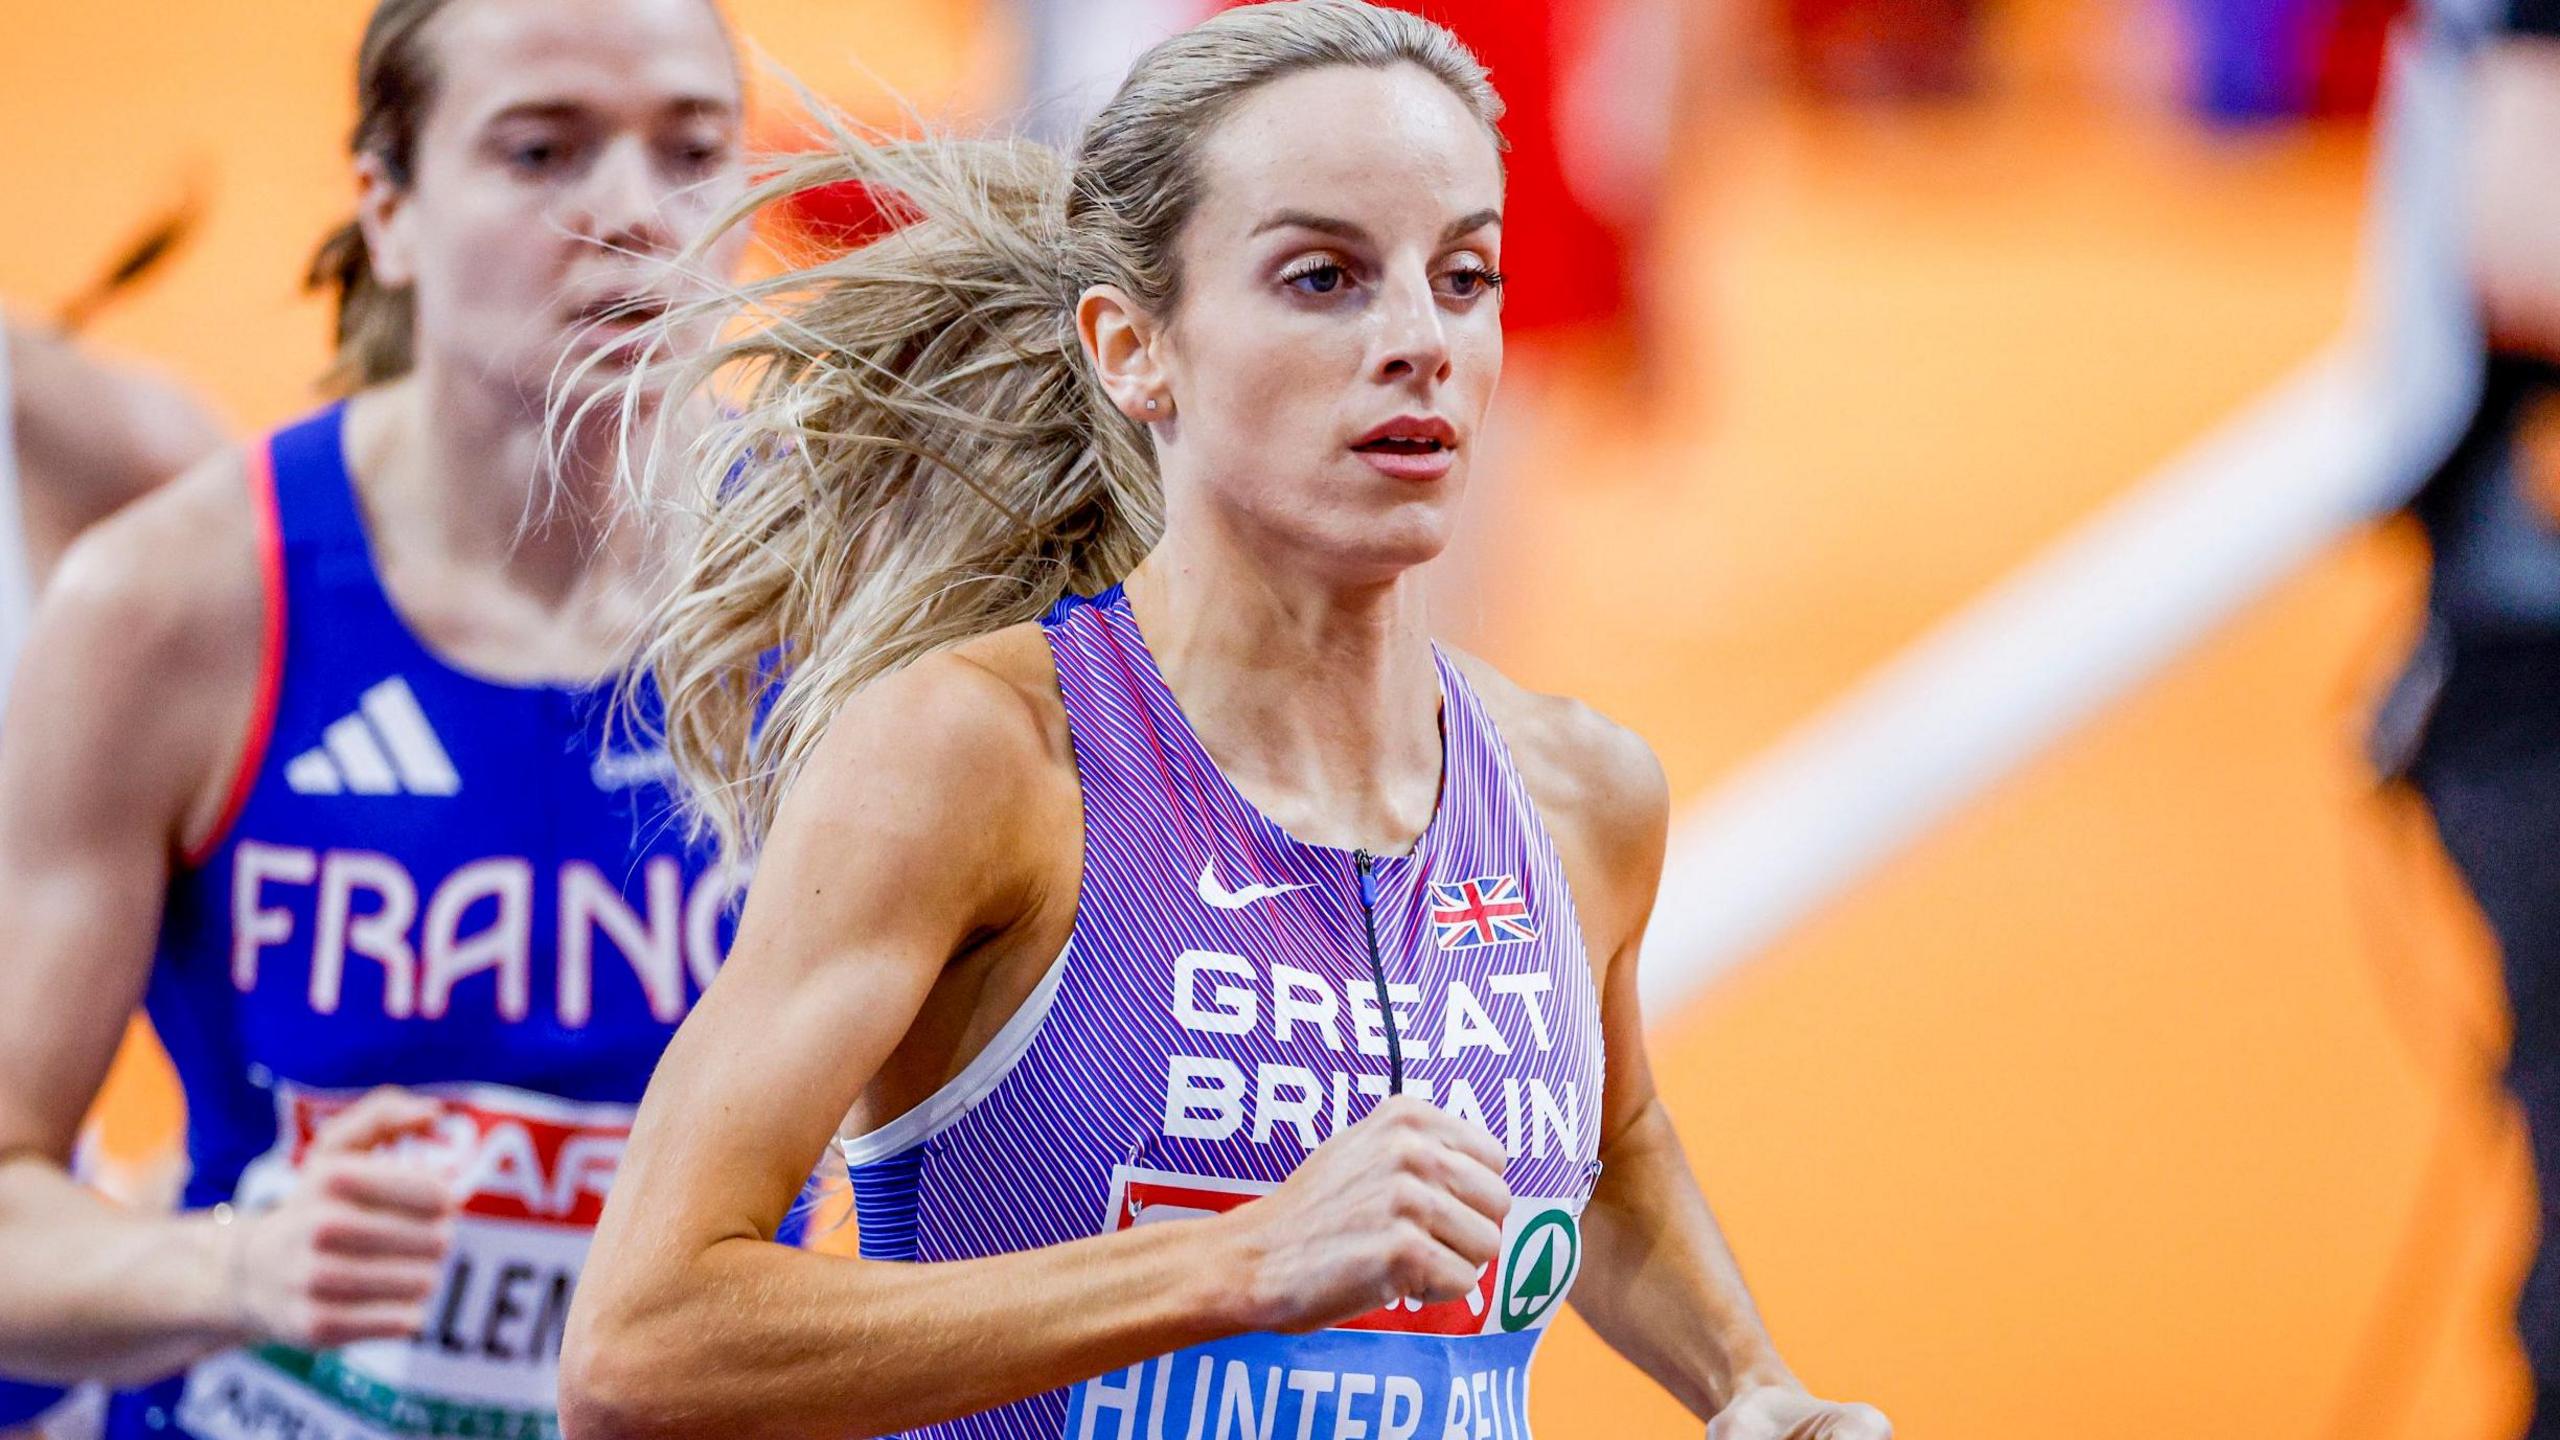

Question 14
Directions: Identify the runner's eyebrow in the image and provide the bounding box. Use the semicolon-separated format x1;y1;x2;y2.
1249;210;1503;244
480;96;739;128
1253;211;1371;242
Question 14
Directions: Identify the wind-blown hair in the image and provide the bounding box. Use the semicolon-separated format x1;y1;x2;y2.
609;0;1503;866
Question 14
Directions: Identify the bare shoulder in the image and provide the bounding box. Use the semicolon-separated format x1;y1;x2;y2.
40;447;266;682
805;621;1071;784
1448;652;1670;946
1450;652;1668;848
753;619;1078;952
939;621;1076;765
775;619;1076;865
3;447;268;842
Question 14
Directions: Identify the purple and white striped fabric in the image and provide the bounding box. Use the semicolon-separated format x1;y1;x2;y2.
844;586;1605;1440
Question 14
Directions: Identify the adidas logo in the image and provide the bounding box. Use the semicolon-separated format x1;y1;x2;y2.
284;676;462;797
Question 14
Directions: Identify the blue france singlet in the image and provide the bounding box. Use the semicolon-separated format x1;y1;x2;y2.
108;403;747;1440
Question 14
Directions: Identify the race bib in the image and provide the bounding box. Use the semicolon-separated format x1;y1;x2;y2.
1063;1167;1591;1440
177;1083;631;1440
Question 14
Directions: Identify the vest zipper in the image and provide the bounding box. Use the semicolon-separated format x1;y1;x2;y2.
1353;849;1406;1104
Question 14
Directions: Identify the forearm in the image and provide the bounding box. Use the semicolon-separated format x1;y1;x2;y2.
1571;1100;1797;1422
7;323;222;529
2470;38;2560;364
0;1155;248;1384
564;1211;1246;1440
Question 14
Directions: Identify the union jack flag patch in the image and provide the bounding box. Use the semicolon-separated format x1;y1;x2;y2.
1428;874;1537;949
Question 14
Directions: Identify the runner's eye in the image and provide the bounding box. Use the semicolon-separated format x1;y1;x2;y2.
1281;257;1353;296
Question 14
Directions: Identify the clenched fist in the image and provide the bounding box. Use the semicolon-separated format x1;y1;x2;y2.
225;1087;457;1349
1707;1385;1892;1440
1210;1095;1511;1334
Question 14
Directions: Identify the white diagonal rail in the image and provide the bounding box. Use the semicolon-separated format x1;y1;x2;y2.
1639;33;2488;1013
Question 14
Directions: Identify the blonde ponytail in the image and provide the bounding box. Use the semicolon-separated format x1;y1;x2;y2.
620;1;1502;865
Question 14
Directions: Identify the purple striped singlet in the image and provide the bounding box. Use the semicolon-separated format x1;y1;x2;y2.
843;585;1606;1440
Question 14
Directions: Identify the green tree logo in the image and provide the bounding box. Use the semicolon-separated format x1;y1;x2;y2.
1500;1210;1579;1333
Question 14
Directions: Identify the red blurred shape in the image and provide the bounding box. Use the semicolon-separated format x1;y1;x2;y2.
2312;0;2404;118
755;123;922;257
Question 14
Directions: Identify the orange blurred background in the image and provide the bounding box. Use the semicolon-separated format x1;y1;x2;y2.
0;1;2528;1437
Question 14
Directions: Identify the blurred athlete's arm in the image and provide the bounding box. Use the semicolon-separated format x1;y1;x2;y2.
0;456;451;1385
2470;32;2560;366
6;318;225;579
2471;33;2560;361
1467;664;1890;1440
561;637;1513;1440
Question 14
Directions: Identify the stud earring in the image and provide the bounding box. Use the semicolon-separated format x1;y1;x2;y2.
1144;398;1161;412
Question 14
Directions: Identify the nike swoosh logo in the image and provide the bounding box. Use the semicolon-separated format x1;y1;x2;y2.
1196;859;1314;910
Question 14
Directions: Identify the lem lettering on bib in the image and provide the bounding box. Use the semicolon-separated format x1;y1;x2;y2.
177;1083;630;1440
126;406;728;1440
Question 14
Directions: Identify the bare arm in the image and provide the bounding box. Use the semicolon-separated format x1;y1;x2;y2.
1578;967;1890;1436
0;458;263;1379
7;318;225;561
0;458;452;1384
1566;739;1802;1419
1466;666;1888;1439
561;646;1515;1440
2470;38;2560;366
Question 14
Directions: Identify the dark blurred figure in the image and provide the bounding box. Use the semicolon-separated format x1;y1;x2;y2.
2374;1;2560;1433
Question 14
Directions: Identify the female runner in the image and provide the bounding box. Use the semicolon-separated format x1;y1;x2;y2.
0;1;752;1437
566;5;1890;1439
